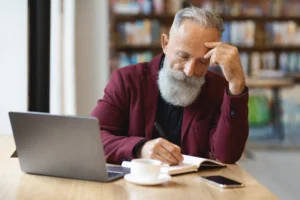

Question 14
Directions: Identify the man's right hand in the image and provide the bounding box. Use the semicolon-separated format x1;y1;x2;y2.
137;138;184;165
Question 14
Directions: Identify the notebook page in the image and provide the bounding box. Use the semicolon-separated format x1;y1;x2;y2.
182;155;225;167
182;155;205;167
165;162;198;175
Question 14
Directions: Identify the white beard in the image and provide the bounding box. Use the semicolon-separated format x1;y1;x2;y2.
157;57;206;107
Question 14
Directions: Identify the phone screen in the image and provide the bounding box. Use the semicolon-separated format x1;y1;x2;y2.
200;175;244;188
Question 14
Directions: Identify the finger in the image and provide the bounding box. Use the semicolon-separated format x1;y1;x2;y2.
149;151;173;165
203;48;216;59
204;42;222;48
161;140;183;162
158;139;183;162
209;46;233;66
210;53;219;66
221;42;237;49
211;46;234;67
207;46;227;66
217;45;238;54
154;144;179;164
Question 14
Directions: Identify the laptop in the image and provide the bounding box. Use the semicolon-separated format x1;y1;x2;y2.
8;111;129;182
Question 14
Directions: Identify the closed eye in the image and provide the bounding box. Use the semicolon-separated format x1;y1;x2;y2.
179;55;189;60
176;51;190;60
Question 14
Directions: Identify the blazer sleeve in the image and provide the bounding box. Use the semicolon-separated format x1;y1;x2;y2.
91;70;146;164
209;87;249;164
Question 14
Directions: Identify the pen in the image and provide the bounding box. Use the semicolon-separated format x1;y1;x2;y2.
154;122;168;139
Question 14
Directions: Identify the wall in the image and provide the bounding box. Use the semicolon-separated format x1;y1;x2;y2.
0;1;28;135
50;0;109;116
75;0;109;116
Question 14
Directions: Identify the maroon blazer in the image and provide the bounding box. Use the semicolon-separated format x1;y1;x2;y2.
91;53;249;164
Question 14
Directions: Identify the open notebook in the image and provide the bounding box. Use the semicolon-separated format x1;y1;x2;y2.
121;155;226;175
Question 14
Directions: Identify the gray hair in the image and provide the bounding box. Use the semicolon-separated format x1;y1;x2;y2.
171;6;224;36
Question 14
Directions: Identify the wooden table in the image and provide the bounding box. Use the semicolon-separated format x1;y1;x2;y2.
0;135;278;200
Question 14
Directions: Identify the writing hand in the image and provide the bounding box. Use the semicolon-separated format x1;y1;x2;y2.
138;138;183;165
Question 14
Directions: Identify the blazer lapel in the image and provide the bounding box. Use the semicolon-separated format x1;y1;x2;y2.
181;103;197;142
181;81;209;142
142;74;159;139
141;53;163;139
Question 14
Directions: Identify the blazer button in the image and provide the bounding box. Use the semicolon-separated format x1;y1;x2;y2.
230;110;236;117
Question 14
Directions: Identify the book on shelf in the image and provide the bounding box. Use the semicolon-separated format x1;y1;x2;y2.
280;53;300;73
266;21;300;46
112;0;182;15
199;0;300;17
117;20;166;46
221;22;230;43
119;51;153;68
121;155;226;176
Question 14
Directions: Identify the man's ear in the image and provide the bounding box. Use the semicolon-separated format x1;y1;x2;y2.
161;33;169;54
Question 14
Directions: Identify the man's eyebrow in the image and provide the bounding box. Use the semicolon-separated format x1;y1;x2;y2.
176;51;209;62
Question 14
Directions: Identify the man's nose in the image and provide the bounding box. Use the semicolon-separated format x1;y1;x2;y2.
183;60;196;77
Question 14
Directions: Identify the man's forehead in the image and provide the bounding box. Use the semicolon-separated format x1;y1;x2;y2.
174;20;220;41
171;37;211;56
170;24;219;53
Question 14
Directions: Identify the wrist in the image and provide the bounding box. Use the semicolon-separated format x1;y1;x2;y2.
228;79;245;95
133;139;149;158
136;141;148;158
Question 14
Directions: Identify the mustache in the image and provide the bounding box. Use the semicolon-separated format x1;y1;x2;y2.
168;69;187;81
158;66;206;107
165;68;204;87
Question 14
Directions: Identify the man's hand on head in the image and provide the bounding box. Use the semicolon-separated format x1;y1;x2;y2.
204;42;246;95
137;138;183;165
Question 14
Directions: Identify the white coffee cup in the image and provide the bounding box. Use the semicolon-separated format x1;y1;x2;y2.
130;159;162;181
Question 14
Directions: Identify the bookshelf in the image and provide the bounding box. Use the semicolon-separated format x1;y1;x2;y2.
111;0;300;74
109;0;300;141
116;44;300;52
246;78;294;88
115;14;300;22
287;73;300;83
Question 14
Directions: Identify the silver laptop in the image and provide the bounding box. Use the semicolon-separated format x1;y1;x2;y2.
9;111;129;182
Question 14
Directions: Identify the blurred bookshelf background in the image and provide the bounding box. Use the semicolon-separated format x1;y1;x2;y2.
108;0;300;144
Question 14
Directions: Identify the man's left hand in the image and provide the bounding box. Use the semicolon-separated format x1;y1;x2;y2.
204;42;245;95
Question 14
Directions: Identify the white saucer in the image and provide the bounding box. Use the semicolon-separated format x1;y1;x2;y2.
124;174;171;185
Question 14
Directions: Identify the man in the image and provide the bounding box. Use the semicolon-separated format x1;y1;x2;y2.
91;6;248;165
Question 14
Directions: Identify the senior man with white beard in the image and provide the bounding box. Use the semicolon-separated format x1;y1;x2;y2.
91;6;248;165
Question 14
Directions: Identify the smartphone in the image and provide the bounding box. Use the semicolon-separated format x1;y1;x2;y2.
199;175;244;188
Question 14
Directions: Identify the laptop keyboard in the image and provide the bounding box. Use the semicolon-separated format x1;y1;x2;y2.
108;171;122;178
